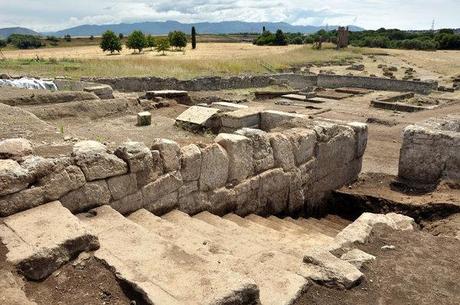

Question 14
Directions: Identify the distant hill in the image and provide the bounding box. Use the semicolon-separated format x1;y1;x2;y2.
45;21;364;37
0;27;40;38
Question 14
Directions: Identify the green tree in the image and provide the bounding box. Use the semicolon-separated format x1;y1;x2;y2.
119;33;124;39
100;30;122;54
168;31;187;50
126;30;146;53
7;34;42;49
274;30;288;46
155;37;170;55
64;34;71;42
89;35;94;40
191;26;197;49
0;39;6;48
146;35;156;50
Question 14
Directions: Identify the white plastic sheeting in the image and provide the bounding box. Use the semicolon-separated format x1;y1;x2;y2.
0;77;57;90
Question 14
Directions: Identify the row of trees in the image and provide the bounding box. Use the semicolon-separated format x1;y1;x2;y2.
100;28;197;54
349;28;460;50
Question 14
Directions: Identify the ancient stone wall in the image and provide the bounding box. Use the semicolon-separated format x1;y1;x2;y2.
81;74;319;92
0;119;367;218
317;74;437;94
398;115;460;185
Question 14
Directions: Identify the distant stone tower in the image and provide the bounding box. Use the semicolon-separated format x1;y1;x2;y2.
336;26;350;49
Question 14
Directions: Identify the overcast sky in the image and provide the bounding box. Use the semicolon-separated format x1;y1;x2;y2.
0;0;459;32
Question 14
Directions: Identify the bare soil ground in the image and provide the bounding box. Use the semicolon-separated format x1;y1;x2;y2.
294;224;460;305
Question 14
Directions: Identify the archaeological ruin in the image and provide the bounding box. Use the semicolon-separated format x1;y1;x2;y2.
1;64;459;305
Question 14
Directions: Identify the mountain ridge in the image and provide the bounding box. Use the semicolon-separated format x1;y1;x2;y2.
41;20;364;36
0;27;40;38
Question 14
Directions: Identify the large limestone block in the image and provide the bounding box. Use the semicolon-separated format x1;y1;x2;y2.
178;191;210;215
0;160;31;196
0;201;99;280
284;128;317;165
37;165;86;200
314;126;356;180
340;249;375;269
151;138;181;172
233;175;261;216
110;191;144;215
199;143;229;191
0;138;33;160
0;187;44;217
258;168;290;214
180;144;202;181
142;171;183;205
83;84;113;99
144;191;178;216
260;110;306;131
235;128;274;173
269;132;296;171
335;212;415;247
215;133;253;183
347;122;368;158
107;173;137;200
73;141;128;181
114;141;153;173
60;180;111;213
207;187;237;215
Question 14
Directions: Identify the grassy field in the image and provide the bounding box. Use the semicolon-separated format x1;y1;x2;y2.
0;42;363;79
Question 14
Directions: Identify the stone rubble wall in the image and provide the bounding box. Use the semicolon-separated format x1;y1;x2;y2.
317;74;437;95
398;115;460;185
0;119;367;218
82;73;437;94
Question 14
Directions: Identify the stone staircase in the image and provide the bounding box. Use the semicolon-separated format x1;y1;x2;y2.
1;201;415;305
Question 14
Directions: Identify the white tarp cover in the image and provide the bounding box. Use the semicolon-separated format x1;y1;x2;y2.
0;77;57;90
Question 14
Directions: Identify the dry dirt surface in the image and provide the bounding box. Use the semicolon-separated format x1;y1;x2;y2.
294;225;460;305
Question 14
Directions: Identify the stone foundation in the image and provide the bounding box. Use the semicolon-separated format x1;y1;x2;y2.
398;115;460;186
0;118;367;218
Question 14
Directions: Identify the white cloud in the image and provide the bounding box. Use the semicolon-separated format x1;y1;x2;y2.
0;0;458;31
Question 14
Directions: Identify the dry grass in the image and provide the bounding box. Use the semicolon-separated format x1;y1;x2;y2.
0;43;363;79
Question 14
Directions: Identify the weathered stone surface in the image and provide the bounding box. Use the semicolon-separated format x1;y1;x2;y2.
0;187;44;217
0;271;37;305
398;116;460;185
258;168;290;214
38;165;86;200
180;144;201;181
0;160;31;196
335;212;415;247
107;173;137;200
199;143;229;191
73;141;128;181
233;175;261;216
135;150;163;188
20;156;63;180
269;132;296;170
144;191;178;216
114;141;152;173
178;191;210;215
142;171;183;205
208;187;236;216
83;84;114;99
340;249;375;269
235;128;274;173
178;180;199;198
284;128;317;165
110;191;144;215
0;138;33;160
347;122;368;158
303;250;363;289
175;105;219;127
0;201;99;280
137;111;152;126
215;133;253;183
151;138;181;172
220;108;261;130
60;180;111;213
260;110;306;131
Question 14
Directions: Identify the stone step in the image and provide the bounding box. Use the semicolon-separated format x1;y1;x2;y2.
129;209;307;305
196;212;362;289
241;214;333;247
164;210;316;280
292;218;340;238
317;216;349;232
267;215;334;243
78;205;258;305
0;201;99;280
283;216;328;236
324;214;352;228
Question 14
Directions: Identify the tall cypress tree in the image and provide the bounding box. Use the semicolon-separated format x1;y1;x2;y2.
191;26;197;49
